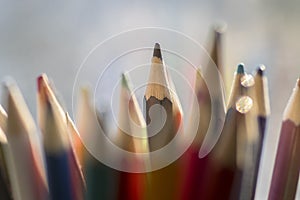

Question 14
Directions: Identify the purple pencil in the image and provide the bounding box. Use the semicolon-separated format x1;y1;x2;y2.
268;78;300;200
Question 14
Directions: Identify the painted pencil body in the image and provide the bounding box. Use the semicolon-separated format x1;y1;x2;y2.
198;64;248;200
268;79;300;200
115;73;149;200
76;87;119;200
3;81;48;200
37;74;84;200
181;26;226;198
251;65;270;199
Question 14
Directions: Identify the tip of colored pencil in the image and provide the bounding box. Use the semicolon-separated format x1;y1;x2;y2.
237;63;245;74
257;65;266;76
121;73;130;89
297;78;300;87
153;43;162;60
37;74;47;92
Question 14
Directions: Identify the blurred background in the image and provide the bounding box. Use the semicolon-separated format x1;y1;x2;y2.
0;1;299;199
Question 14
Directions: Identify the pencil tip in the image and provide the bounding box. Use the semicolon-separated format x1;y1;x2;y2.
297;78;300;87
121;73;129;89
257;64;266;76
214;22;227;34
37;74;47;92
153;43;162;60
237;63;245;74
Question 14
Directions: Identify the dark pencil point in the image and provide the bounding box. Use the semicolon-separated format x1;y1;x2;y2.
237;63;245;74
214;22;227;34
121;73;129;89
257;65;266;76
153;43;162;60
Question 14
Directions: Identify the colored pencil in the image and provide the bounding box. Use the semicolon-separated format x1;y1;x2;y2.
3;80;48;200
180;28;226;198
198;63;245;200
208;25;225;76
268;78;300;200
37;74;84;200
235;74;260;200
76;87;119;200
251;65;270;199
144;43;183;200
115;73;149;200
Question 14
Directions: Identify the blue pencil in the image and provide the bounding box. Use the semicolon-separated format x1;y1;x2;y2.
37;75;83;200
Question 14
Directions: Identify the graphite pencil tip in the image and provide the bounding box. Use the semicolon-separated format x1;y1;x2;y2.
257;65;266;76
237;63;245;74
153;43;162;60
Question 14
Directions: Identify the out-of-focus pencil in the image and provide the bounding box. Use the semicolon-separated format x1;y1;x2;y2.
180;68;210;200
144;43;183;200
66;112;84;168
181;49;226;199
37;74;84;200
115;73;149;200
268;78;300;200
251;65;270;199
198;64;245;199
209;25;225;76
0;118;13;200
235;74;259;200
0;105;7;131
3;80;48;200
76;87;119;200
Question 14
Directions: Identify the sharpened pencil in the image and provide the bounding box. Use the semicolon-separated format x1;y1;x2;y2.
198;63;245;200
116;73;149;200
251;65;270;199
145;43;174;151
180;39;226;199
268;78;300;200
76;87;119;200
144;43;183;200
209;24;225;76
3;80;48;200
37;74;84;200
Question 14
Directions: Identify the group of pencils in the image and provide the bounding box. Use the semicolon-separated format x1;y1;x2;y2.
0;28;299;200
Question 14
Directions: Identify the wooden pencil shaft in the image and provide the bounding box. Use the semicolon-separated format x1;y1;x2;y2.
268;121;300;200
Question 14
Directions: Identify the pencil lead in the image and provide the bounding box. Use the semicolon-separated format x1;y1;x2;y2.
37;74;48;92
297;78;300;87
121;73;131;90
257;65;266;76
153;43;162;60
237;63;245;74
